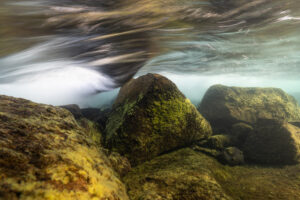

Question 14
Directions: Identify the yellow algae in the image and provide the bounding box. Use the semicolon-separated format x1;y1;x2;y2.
0;95;129;200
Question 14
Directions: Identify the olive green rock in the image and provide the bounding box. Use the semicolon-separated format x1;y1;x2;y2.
198;85;300;132
124;148;300;200
202;134;232;150
124;148;233;200
243;119;300;165
230;122;254;147
0;95;129;200
105;73;212;165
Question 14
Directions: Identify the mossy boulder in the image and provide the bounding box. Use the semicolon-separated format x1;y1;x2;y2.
0;95;128;200
220;147;244;166
230;122;254;147
243;119;300;165
81;108;111;133
60;104;83;120
105;73;212;165
124;148;300;200
124;148;233;200
198;85;300;132
201;134;232;150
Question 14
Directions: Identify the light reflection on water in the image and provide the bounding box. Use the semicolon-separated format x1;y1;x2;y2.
0;0;300;106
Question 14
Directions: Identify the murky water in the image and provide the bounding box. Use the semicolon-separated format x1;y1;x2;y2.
0;0;300;106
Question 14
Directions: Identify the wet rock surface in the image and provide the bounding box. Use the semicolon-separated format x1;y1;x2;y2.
124;148;233;200
243;119;300;165
105;73;212;166
220;147;244;166
2;75;300;200
198;84;300;133
124;148;300;200
0;95;128;200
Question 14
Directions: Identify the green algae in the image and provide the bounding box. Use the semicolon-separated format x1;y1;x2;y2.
105;73;212;166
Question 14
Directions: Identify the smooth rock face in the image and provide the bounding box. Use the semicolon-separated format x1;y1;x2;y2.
243;119;300;165
0;95;128;200
198;84;300;132
105;73;212;165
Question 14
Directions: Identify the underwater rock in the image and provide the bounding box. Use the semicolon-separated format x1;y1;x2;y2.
290;121;300;128
201;134;232;150
108;152;132;178
124;148;233;200
198;84;300;133
220;147;244;166
60;104;83;120
230;122;254;147
124;147;300;200
243;119;300;165
0;95;129;200
105;73;212;166
81;108;111;133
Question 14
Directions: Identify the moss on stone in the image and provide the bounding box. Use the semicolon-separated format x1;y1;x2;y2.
198;84;300;132
0;95;128;200
105;73;212;166
124;148;300;200
243;119;300;164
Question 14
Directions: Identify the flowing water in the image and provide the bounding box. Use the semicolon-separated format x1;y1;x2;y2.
0;0;300;107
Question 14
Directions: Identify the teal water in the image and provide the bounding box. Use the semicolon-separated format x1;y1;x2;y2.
0;0;300;106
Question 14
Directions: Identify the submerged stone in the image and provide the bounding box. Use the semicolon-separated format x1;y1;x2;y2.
230;122;254;147
198;84;300;132
124;148;233;200
202;134;232;150
243;119;300;165
220;147;244;166
0;95;128;200
105;73;212;165
60;104;83;120
81;108;111;132
124;147;300;200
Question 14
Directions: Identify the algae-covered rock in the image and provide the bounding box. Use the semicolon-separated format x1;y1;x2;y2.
198;85;300;132
0;95;128;200
243;119;300;165
220;147;244;166
124;148;233;200
230;122;254;147
202;134;232;150
105;73;212;165
124;147;300;200
108;152;132;178
60;104;83;120
81;108;111;133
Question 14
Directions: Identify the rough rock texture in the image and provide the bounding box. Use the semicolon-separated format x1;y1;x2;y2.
60;104;83;120
81;108;111;133
198;84;300;132
124;148;233;200
0;95;128;200
220;147;244;166
243;119;300;165
105;73;212;165
230;122;254;148
108;152;132;178
202;134;232;150
125;148;300;200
